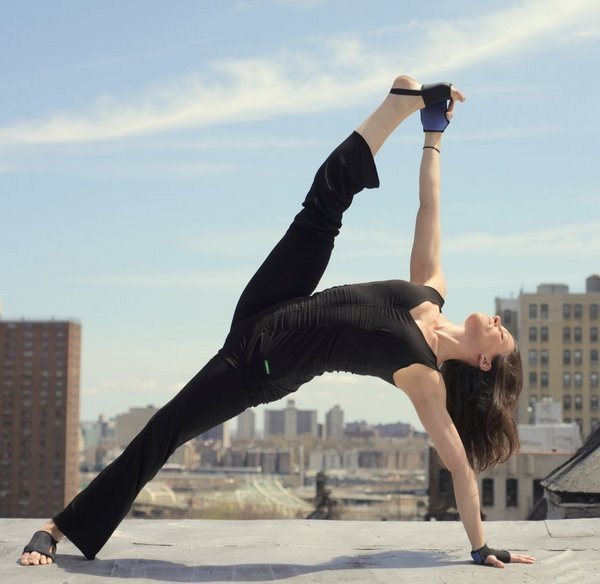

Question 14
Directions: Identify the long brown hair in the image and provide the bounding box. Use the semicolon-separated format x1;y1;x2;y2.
440;350;523;472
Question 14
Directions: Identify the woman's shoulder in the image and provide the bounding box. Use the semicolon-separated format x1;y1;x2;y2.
394;363;447;402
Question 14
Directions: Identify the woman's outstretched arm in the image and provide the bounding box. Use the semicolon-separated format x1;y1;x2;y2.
400;366;536;568
409;131;446;296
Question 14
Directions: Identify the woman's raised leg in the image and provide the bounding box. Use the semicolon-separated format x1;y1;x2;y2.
230;76;427;326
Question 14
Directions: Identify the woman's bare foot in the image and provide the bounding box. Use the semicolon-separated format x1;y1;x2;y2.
20;520;64;566
388;74;428;113
356;75;465;157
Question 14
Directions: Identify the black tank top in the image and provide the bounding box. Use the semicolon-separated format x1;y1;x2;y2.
219;280;444;405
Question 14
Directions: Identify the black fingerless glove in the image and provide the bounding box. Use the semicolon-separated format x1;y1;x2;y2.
471;543;511;565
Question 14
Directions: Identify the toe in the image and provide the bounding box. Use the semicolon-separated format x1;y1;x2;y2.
450;86;466;102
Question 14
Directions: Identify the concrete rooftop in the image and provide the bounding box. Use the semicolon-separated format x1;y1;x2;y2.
2;517;599;583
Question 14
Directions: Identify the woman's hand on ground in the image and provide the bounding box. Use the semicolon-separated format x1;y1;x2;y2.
484;552;536;568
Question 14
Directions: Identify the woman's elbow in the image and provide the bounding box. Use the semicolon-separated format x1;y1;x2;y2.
449;461;475;483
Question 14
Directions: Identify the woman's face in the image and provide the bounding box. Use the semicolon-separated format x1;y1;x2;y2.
464;312;516;361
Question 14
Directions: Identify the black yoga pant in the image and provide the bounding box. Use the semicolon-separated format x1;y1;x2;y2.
54;356;251;559
53;131;379;560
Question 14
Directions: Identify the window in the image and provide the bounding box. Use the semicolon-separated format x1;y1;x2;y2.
439;468;453;497
575;395;583;410
540;303;549;319
592;396;599;411
575;349;583;365
591;372;599;389
575;372;583;389
592;349;599;366
482;478;494;506
529;372;538;389
563;304;571;319
541;372;549;388
529;327;538;342
574;327;582;342
592;327;598;343
593;418;600;431
506;478;518;507
563;372;571;389
503;309;512;324
540;327;549;342
529;350;538;366
529;304;538;319
574;304;583;319
591;304;599;320
540;349;549;365
563;327;571;343
563;349;571;365
563;395;572;409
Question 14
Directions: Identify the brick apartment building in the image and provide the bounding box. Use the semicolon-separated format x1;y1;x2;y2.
0;320;81;517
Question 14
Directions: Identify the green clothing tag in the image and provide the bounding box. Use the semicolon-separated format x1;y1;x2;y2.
264;360;271;375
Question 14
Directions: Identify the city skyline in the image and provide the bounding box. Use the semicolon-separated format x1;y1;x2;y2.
2;1;599;431
80;399;414;436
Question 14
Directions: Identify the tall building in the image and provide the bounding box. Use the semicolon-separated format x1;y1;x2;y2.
325;405;344;441
297;409;317;437
496;275;600;438
115;406;159;448
199;421;230;448
114;405;211;463
236;408;256;440
264;399;318;439
428;400;581;521
0;320;81;517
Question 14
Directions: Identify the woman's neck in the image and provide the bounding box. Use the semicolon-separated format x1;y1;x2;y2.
434;316;475;365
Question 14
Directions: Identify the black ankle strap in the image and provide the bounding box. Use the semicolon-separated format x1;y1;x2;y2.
389;87;422;96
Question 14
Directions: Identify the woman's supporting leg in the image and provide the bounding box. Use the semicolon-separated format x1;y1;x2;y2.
50;356;251;560
230;76;425;326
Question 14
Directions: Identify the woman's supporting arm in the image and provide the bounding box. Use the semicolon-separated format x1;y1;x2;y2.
397;367;536;567
403;367;485;549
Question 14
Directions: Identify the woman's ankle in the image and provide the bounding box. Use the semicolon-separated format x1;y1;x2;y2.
42;520;64;542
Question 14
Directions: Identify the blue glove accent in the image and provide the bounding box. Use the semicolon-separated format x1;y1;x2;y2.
420;100;450;132
471;548;487;565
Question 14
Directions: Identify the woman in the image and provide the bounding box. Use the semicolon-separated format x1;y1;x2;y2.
21;75;535;569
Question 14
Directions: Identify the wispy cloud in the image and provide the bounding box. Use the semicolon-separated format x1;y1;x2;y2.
135;135;326;152
233;0;327;10
87;268;252;288
83;378;186;395
84;221;600;295
410;0;600;77
444;221;600;255
335;221;600;259
0;0;597;147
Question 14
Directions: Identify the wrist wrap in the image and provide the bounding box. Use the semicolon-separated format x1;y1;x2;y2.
471;543;511;565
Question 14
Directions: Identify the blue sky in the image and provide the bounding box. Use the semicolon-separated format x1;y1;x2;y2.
1;0;599;431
